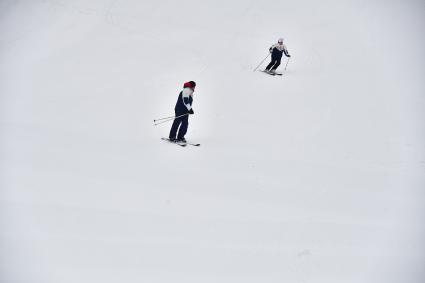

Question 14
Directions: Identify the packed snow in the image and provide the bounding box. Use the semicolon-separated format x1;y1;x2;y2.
1;0;424;282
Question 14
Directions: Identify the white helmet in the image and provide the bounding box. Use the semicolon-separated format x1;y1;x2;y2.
278;38;284;43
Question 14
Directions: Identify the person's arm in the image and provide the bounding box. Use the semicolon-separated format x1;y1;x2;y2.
283;45;291;57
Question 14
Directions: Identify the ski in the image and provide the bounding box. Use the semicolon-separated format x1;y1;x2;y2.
260;70;282;76
161;138;200;147
161;138;187;147
184;141;201;147
260;70;274;75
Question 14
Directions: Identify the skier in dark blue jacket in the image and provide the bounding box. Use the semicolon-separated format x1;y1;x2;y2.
169;81;196;142
265;38;291;74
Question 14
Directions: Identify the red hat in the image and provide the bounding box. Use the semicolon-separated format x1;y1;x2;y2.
183;81;196;89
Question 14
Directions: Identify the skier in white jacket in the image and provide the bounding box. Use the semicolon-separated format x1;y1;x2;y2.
265;38;291;74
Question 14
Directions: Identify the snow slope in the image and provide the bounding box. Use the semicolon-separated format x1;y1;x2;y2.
1;0;425;282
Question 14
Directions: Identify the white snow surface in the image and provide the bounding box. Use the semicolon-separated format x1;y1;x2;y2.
1;0;425;282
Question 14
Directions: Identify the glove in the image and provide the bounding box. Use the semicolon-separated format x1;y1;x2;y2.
287;54;291;58
189;109;194;115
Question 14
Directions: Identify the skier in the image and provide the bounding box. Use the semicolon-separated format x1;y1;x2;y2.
169;81;196;143
265;38;291;74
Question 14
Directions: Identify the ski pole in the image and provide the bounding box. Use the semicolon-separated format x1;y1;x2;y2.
253;53;270;72
153;118;174;126
284;57;290;71
153;113;189;126
154;114;177;122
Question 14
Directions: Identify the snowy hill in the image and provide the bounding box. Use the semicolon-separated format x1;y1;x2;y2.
1;0;424;282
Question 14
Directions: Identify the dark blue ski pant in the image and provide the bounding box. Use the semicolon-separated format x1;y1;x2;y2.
266;56;281;71
169;114;188;140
